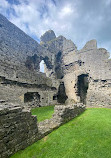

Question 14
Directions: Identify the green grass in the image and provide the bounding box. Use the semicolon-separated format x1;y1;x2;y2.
11;108;111;158
31;105;54;122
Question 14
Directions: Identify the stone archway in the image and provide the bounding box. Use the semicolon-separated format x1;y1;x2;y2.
25;54;53;72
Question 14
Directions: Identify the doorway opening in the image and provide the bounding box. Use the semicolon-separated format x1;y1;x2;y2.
77;74;89;104
57;82;68;103
55;51;64;79
24;92;40;107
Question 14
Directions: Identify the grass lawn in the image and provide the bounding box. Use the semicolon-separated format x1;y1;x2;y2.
10;108;111;158
31;105;54;122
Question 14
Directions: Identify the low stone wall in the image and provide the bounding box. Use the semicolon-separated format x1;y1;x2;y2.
38;103;85;137
0;103;85;158
0;104;38;158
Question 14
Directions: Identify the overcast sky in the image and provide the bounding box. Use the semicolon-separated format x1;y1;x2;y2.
0;0;111;57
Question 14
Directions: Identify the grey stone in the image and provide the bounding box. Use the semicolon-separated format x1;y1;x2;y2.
40;30;56;43
0;103;85;158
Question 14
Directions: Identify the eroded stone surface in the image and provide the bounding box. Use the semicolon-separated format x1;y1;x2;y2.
0;103;85;158
62;40;111;106
0;13;111;107
0;105;38;158
38;103;85;136
40;30;56;44
0;12;111;158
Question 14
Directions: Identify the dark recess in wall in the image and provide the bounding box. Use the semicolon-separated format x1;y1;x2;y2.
57;82;68;103
24;92;41;106
55;51;64;79
77;74;89;104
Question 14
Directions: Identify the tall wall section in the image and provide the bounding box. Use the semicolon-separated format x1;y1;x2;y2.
0;14;58;85
40;31;111;107
0;13;111;107
63;40;111;107
0;14;61;107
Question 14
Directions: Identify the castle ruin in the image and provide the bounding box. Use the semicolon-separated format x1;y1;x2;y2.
0;13;111;157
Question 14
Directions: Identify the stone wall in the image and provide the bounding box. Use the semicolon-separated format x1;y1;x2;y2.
87;79;111;107
0;104;38;158
0;13;111;107
38;103;85;136
62;40;111;107
0;60;54;86
0;103;85;158
0;14;52;66
0;14;61;107
0;76;58;106
0;13;57;87
41;35;77;79
40;31;111;107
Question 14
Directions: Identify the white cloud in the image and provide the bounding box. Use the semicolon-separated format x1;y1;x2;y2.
0;0;111;56
0;0;78;39
60;5;74;18
0;0;10;15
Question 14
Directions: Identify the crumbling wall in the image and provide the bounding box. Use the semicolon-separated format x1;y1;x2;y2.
63;40;111;107
0;60;53;86
38;103;85;136
0;103;85;158
40;34;77;79
0;13;111;107
0;14;61;107
0;14;55;83
87;79;111;106
0;14;52;66
40;31;111;107
0;105;38;158
0;76;58;106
